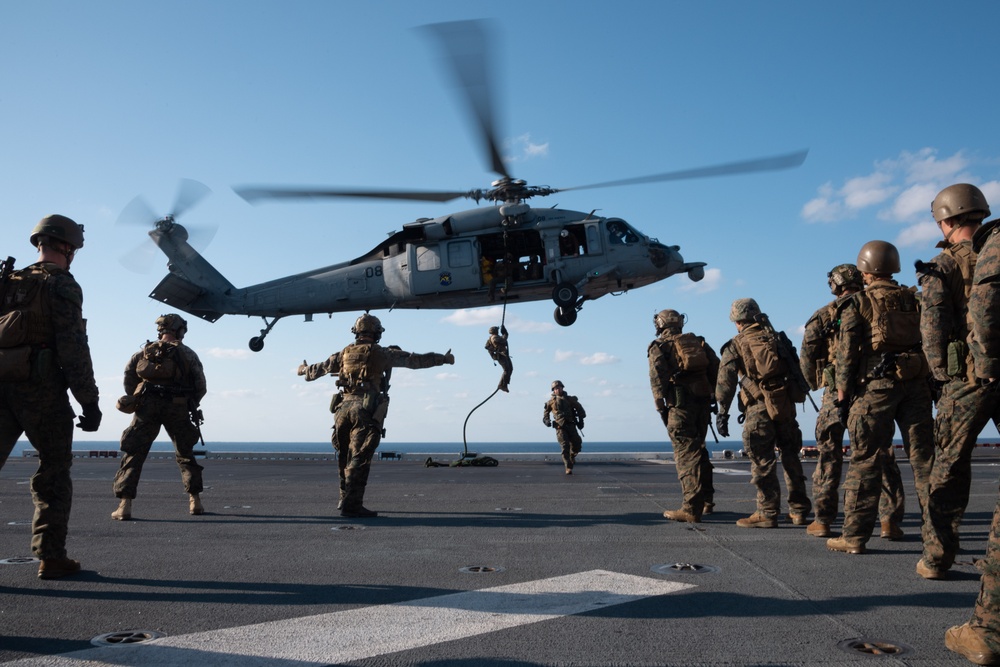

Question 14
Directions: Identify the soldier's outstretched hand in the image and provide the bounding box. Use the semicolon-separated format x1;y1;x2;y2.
297;360;308;376
443;349;455;364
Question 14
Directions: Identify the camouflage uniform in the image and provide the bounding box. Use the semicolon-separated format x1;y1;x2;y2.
648;320;718;519
485;326;512;392
543;385;587;472
112;340;207;500
834;279;935;546
717;320;811;521
949;218;1000;658
800;294;904;530
301;338;453;515
918;237;1000;573
0;260;99;561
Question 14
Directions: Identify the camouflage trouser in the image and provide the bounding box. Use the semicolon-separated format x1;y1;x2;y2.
970;490;1000;652
114;394;204;499
741;403;810;518
333;397;382;510
0;375;77;560
813;389;905;525
555;424;582;469
665;398;714;515
843;378;934;543
496;355;513;391
923;380;1000;569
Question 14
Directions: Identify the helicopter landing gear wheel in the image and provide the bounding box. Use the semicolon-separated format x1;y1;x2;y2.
554;306;578;327
249;337;265;352
248;316;283;352
552;282;578;308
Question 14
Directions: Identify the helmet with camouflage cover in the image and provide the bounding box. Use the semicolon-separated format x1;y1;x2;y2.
729;298;761;323
351;313;384;342
156;313;188;340
489;326;499;334
932;183;990;224
30;214;85;250
827;263;863;295
551;380;565;391
653;309;685;333
856;240;900;275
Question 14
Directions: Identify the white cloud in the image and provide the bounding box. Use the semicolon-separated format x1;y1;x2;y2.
435;372;460;380
580;352;620;366
442;309;553;333
895;221;940;248
204;347;253;360
505;133;549;162
554;349;576;363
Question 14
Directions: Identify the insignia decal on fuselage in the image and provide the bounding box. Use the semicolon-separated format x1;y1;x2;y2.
439;272;453;286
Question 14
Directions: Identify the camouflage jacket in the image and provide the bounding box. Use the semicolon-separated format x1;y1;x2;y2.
715;327;751;416
970;219;1000;379
485;332;509;360
302;343;451;395
543;394;586;428
917;239;976;383
647;329;719;403
124;340;206;403
799;293;854;392
1;261;99;405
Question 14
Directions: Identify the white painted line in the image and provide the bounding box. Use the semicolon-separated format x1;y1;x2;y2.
13;569;693;666
712;467;753;476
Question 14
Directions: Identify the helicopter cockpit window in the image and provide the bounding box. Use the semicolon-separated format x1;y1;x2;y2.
448;240;473;268
606;219;639;245
415;245;441;271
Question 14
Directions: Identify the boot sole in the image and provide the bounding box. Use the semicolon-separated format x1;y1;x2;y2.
945;626;999;666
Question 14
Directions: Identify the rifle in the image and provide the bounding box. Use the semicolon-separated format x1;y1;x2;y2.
188;399;206;448
869;352;898;380
753;313;819;412
0;256;14;304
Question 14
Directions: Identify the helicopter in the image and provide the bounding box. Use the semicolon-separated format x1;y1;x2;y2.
134;20;807;352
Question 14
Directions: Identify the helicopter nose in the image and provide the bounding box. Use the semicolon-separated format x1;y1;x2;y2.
649;242;685;274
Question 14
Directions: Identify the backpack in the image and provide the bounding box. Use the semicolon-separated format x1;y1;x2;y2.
864;284;921;353
135;341;182;382
671;333;709;373
737;328;787;384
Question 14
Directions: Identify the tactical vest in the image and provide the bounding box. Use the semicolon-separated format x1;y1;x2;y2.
732;326;797;421
656;332;712;399
0;267;54;348
858;283;921;353
338;343;389;393
136;340;184;383
549;394;581;426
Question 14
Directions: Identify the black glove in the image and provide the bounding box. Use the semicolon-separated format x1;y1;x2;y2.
77;402;102;432
577;418;585;430
715;413;729;438
543;417;552;428
834;398;850;427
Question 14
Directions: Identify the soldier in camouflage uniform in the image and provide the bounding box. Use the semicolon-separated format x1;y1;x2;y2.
716;298;811;528
298;314;455;517
543;380;587;475
827;240;935;555
0;215;101;579
917;184;1000;580
945;217;1000;665
648;309;719;523
111;314;207;520
799;264;905;539
485;325;512;393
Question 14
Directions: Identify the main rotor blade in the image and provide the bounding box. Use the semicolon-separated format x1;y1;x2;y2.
171;178;211;218
234;186;477;205
556;149;809;193
421;20;511;181
115;194;159;228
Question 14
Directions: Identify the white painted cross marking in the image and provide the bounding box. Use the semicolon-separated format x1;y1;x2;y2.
13;569;693;666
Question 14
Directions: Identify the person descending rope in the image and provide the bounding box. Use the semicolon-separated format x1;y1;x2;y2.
485;325;513;392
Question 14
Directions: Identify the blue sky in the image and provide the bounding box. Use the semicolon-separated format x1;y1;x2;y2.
3;1;999;447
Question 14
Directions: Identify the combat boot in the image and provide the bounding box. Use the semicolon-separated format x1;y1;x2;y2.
945;623;1000;665
565;467;573;475
341;467;378;518
702;502;715;515
663;509;701;523
826;536;866;554
38;557;81;580
341;506;378;518
736;512;777;528
916;558;947;580
880;520;903;540
111;498;132;521
189;494;204;515
788;513;808;526
806;520;831;537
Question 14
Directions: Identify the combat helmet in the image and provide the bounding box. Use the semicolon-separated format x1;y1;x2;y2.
156;313;188;340
729;298;761;323
352;313;384;342
856;240;900;275
932;183;990;224
827;264;863;294
653;309;685;333
30;214;85;250
551;380;565;391
489;326;499;334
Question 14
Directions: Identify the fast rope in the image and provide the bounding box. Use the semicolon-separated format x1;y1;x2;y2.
458;223;513;460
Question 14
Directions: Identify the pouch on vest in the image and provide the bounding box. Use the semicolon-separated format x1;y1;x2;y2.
893;351;929;382
329;391;345;414
761;383;795;422
869;288;921;352
136;342;179;382
947;340;968;378
821;364;836;390
0;346;32;382
116;395;138;414
0;310;27;348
